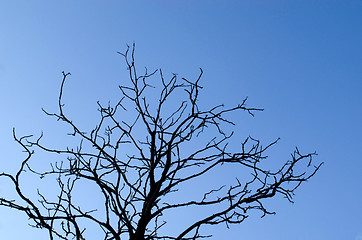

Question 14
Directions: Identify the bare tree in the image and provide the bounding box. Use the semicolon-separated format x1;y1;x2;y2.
0;44;322;240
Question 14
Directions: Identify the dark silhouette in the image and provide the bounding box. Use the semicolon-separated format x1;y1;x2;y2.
0;44;322;240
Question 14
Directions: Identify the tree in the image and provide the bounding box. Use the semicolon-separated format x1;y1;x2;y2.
0;44;322;240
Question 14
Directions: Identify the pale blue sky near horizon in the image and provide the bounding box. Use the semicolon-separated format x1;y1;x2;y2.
0;1;361;239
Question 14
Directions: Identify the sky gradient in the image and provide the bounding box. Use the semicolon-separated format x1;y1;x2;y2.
0;1;362;239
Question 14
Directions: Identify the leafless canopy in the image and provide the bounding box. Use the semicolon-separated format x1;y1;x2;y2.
0;44;322;240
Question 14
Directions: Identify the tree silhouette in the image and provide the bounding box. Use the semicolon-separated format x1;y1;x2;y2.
0;44;322;240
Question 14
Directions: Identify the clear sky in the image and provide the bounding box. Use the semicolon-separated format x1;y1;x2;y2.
0;1;361;239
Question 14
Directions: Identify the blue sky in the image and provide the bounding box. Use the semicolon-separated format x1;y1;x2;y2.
0;1;361;239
